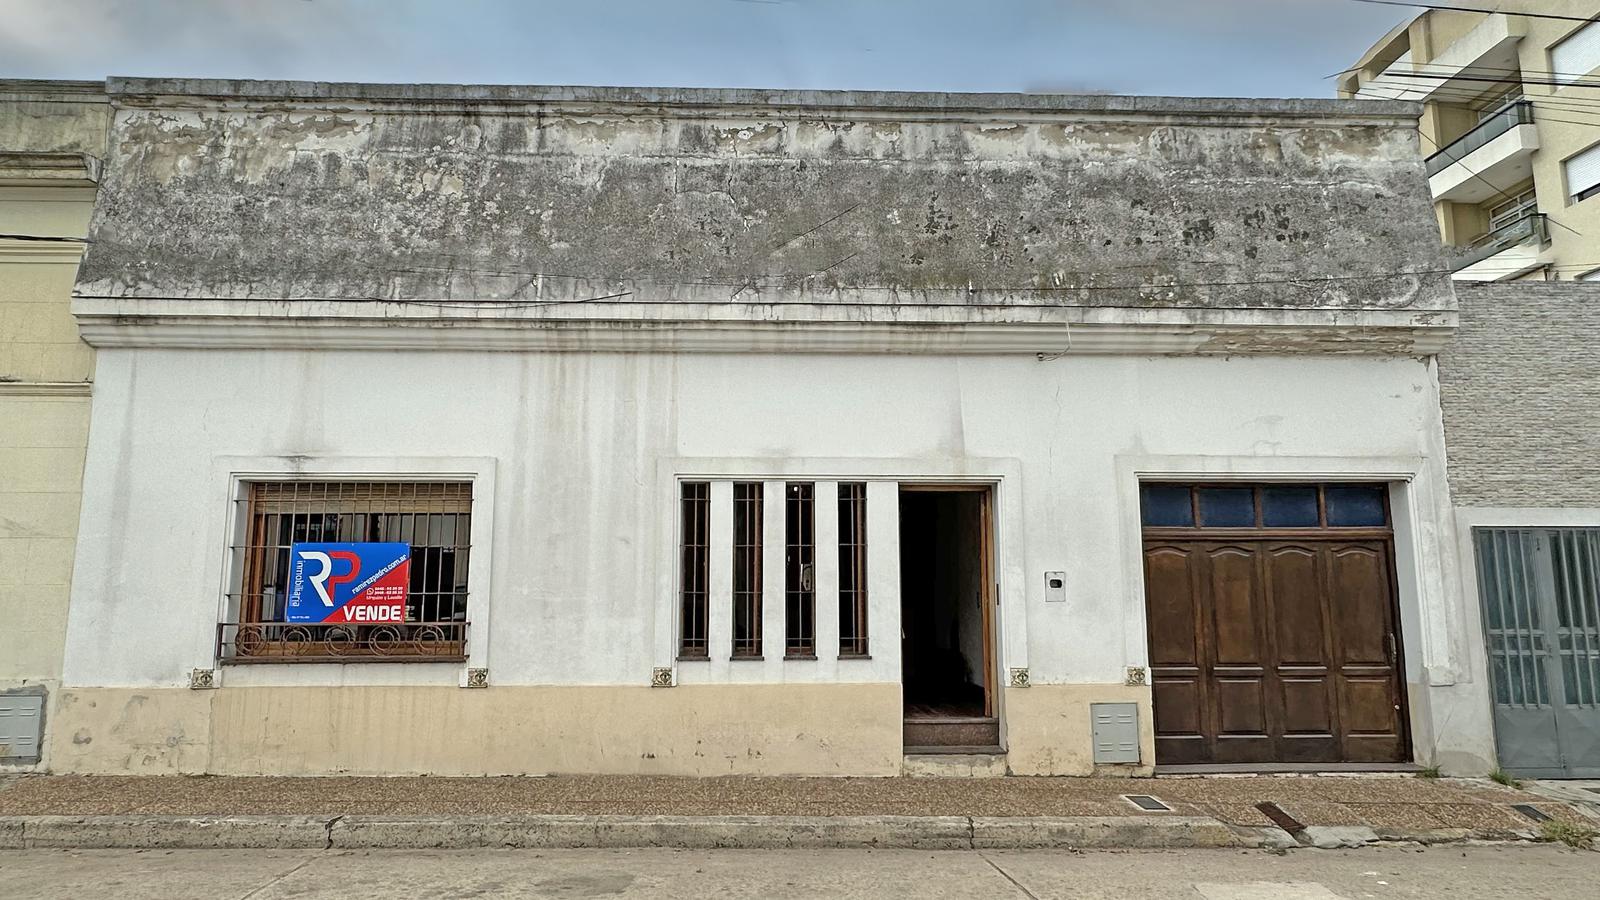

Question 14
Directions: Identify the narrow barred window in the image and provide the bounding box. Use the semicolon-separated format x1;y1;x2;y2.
679;481;710;658
838;483;869;657
785;482;816;658
732;482;764;658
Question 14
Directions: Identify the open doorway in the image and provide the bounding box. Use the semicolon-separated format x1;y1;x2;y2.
899;485;998;751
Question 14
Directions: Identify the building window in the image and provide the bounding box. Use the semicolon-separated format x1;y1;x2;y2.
732;482;764;658
1565;143;1600;204
221;480;471;663
838;483;869;657
1551;21;1600;87
785;482;816;658
1474;87;1524;124
1486;188;1537;231
679;481;711;659
1139;482;1389;530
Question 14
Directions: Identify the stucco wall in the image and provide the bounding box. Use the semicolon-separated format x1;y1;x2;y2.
56;348;1489;774
1438;282;1600;507
0;80;107;769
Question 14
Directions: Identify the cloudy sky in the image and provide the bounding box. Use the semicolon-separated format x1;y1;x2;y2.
2;0;1411;98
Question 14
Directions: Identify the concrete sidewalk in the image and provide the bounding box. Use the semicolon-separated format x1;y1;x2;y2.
0;774;1589;850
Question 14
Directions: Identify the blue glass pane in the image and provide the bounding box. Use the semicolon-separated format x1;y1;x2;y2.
1326;485;1387;527
1198;488;1255;527
1140;485;1193;527
1262;486;1319;527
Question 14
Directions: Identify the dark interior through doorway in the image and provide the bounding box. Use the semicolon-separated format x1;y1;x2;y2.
899;486;996;750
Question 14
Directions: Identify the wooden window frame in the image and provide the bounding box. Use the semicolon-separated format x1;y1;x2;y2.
678;481;711;659
1139;481;1393;540
785;482;817;659
731;481;764;659
220;480;472;664
838;482;869;658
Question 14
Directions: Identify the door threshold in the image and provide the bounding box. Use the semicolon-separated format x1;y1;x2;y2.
905;745;1006;756
1155;762;1425;776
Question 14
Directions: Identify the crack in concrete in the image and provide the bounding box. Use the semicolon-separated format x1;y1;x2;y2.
979;851;1041;900
323;814;344;849
767;202;862;253
234;855;317;900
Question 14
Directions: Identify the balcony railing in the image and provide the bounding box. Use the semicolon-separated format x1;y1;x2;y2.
1454;212;1547;271
1426;100;1534;177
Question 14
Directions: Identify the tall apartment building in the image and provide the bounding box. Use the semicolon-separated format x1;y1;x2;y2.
1339;3;1600;282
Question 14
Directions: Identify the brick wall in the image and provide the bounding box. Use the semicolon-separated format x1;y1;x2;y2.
1439;281;1600;508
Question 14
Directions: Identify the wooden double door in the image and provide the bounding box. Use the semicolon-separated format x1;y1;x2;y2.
1144;537;1409;765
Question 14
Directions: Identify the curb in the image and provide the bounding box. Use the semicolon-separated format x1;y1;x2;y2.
4;816;333;850
0;814;1527;851
1;814;1235;851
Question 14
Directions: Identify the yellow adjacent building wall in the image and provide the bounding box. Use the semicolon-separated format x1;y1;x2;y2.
0;80;108;768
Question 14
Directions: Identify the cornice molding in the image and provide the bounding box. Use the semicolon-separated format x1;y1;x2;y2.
0;240;87;263
0;152;101;185
105;79;1423;128
0;381;92;397
70;297;1457;356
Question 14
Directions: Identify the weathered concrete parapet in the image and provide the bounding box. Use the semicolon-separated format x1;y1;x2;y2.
73;78;1455;353
0;80;110;164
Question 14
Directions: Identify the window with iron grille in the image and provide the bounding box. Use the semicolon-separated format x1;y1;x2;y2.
785;482;816;658
732;482;764;658
838;483;869;657
220;480;472;663
679;481;711;658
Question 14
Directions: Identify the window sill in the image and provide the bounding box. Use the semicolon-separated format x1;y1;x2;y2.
784;654;819;661
676;655;711;662
731;656;765;661
220;655;468;666
838;654;873;661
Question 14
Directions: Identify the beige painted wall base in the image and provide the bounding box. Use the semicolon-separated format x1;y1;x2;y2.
51;684;905;777
1003;684;1156;776
49;683;1155;777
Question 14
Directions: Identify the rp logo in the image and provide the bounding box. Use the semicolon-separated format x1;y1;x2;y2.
299;550;361;607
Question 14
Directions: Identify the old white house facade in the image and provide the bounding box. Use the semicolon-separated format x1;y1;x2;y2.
51;79;1493;776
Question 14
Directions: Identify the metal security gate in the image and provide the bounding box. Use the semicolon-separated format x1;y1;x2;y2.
1474;528;1600;778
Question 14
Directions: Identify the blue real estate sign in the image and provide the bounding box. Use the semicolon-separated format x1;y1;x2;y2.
285;542;411;624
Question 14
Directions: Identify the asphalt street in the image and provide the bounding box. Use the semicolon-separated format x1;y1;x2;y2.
2;844;1595;899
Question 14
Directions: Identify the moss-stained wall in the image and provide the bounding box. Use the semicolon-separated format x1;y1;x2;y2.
77;80;1452;315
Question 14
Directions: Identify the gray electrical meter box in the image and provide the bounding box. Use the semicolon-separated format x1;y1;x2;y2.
0;690;45;763
1090;702;1140;764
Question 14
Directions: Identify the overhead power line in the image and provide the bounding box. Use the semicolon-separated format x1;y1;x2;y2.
1361;71;1600;89
1331;59;1600;81
1346;0;1600;23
